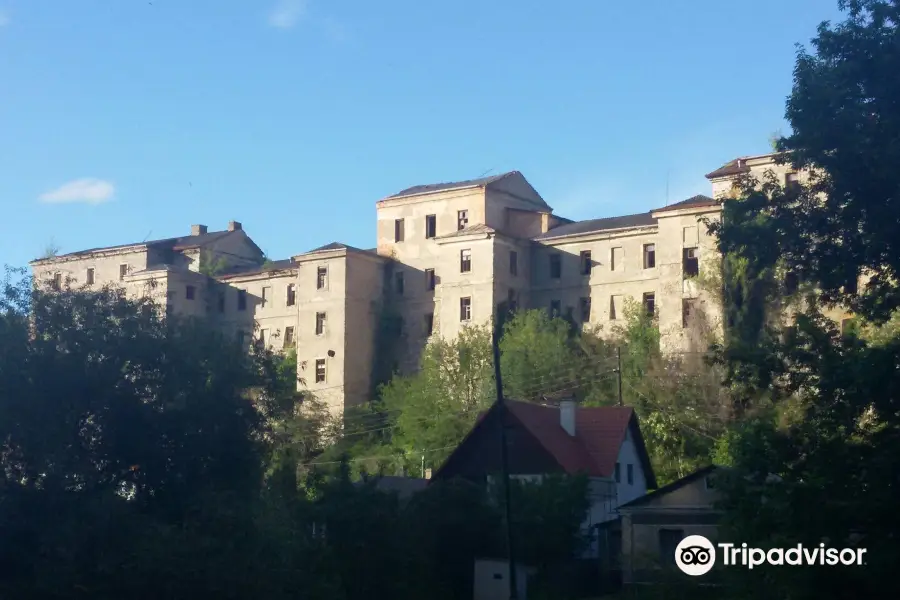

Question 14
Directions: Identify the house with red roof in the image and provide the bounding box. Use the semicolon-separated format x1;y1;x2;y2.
432;398;657;557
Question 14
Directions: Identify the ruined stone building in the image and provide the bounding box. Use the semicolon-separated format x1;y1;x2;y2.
32;151;839;415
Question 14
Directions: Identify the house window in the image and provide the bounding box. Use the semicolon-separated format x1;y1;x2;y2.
683;247;699;278
580;250;592;275
394;218;405;242
615;462;621;483
460;297;472;322
460;249;472;273
425;269;436;291
786;172;800;191
424;313;434;336
395;271;404;295
643;293;655;317
186;285;196;300
659;529;685;566
257;329;268;349
237;289;247;311
610;295;622;320
643;244;656;269
316;267;328;290
840;318;854;335
166;304;174;316
217;291;226;312
119;264;128;281
425;214;437;239
85;268;95;285
509;250;518;276
683;298;699;328
315;358;326;383
284;326;295;348
457;210;468;231
610;247;623;272
261;286;271;308
565;306;574;322
580;297;591;322
784;271;799;294
549;254;562;279
286;283;296;306
315;312;326;336
51;272;61;291
550;300;561;317
237;330;246;346
627;464;634;485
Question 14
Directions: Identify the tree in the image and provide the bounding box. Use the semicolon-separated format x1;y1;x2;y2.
769;0;900;323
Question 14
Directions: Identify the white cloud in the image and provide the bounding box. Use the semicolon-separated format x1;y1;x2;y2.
0;10;10;27
39;178;116;205
268;0;307;29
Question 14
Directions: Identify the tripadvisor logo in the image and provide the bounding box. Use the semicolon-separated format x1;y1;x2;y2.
675;535;867;576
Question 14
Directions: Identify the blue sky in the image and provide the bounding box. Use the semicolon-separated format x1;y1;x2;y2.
0;0;842;267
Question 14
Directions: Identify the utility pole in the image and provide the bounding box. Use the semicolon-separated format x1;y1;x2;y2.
421;453;425;478
616;346;623;407
492;301;518;600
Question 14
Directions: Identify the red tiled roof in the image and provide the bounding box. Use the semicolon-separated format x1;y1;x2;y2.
505;400;635;478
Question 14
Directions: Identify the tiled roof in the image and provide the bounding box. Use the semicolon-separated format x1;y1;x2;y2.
532;212;657;240
434;223;496;239
652;194;717;213
505;400;638;479
44;230;234;261
704;158;752;179
618;465;719;509
386;171;518;199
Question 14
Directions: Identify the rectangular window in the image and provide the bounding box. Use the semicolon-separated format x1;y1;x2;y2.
286;283;296;306
425;269;436;291
186;285;196;300
643;292;655;317
643;244;656;269
610;295;623;321
615;462;621;483
549;254;562;279
237;289;247;311
217;291;226;312
425;214;437;238
166;304;174;316
261;286;271;308
610;247;623;272
395;271;404;295
659;529;685;565
550;300;561;317
119;264;128;280
683;247;699;278
460;297;472;322
580;250;592;275
460;249;472;273
786;172;800;191
284;326;295;348
51;272;61;291
317;267;328;290
682;298;697;328
258;329;268;349
394;218;405;242
627;463;634;485
315;358;326;383
86;268;95;285
509;250;518;276
424;313;434;336
237;330;246;347
580;297;591;322
315;312;326;336
457;210;468;231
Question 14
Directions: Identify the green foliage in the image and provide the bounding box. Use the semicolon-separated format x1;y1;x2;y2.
199;250;229;277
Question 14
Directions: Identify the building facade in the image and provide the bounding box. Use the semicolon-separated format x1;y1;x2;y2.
31;152;822;415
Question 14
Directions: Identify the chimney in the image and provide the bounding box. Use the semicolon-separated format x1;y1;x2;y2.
228;221;242;232
191;224;208;236
560;399;577;437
